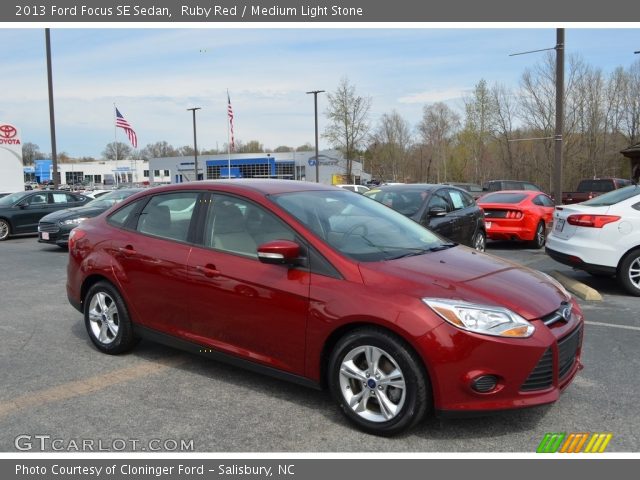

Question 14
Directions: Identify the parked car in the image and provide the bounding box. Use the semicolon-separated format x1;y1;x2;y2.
335;184;370;194
364;184;486;251
561;178;632;205
0;190;90;241
478;191;556;249
38;188;142;247
546;185;640;296
482;180;543;193
67;180;583;435
441;182;484;199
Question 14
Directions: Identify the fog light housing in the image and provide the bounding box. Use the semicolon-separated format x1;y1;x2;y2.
471;375;498;393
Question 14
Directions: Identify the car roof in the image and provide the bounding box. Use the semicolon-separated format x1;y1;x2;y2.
136;179;335;196
367;183;442;192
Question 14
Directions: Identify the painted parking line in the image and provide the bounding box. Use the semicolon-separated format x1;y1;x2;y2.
0;355;186;420
585;321;640;332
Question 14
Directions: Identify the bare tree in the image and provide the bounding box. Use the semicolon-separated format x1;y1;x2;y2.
622;59;640;145
463;79;495;183
140;141;178;160
103;142;132;160
324;77;372;181
418;102;460;182
371;111;413;182
21;142;42;166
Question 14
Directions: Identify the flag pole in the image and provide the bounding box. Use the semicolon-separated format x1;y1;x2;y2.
227;90;231;179
113;103;118;187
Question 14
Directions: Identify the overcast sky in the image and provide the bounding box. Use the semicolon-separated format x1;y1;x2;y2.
0;27;638;158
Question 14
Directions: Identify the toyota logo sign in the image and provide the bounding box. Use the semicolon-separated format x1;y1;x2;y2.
0;124;17;139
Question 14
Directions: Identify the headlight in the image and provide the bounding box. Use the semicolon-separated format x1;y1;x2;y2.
423;298;535;338
60;217;88;226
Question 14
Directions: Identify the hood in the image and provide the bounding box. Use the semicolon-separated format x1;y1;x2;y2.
358;247;569;320
40;205;106;223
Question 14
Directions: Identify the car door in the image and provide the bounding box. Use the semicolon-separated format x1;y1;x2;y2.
420;190;456;241
445;188;479;246
109;191;202;335
186;193;310;376
533;194;556;231
11;192;52;233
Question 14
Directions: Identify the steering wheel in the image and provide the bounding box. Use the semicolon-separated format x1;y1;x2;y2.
342;223;369;242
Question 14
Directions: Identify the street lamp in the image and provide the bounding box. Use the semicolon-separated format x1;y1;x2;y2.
187;107;201;181
306;90;324;183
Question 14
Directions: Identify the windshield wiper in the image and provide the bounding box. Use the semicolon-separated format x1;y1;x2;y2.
427;242;458;252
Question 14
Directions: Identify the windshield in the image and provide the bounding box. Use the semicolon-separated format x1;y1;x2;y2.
0;191;29;207
581;185;640;206
85;189;141;209
271;190;446;262
363;189;425;216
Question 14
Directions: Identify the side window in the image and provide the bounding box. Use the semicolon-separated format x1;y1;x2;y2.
137;192;199;242
203;194;295;256
532;195;544;206
447;189;466;211
108;200;142;228
540;195;555;207
427;192;451;213
27;193;48;205
524;183;541;191
505;181;521;190
52;193;70;204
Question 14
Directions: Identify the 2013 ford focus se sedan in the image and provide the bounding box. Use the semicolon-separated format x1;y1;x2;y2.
66;180;584;435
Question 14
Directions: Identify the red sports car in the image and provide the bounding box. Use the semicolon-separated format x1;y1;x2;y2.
66;180;582;435
478;190;556;249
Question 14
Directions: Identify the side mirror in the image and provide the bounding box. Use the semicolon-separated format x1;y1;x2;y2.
257;240;301;266
428;206;447;217
17;202;28;208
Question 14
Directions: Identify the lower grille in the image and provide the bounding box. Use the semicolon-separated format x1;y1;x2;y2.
38;222;60;233
521;348;553;391
558;325;582;380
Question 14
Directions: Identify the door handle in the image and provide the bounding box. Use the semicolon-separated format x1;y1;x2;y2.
118;245;138;256
196;264;220;278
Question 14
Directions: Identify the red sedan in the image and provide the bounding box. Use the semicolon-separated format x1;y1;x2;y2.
478;190;556;249
67;180;582;435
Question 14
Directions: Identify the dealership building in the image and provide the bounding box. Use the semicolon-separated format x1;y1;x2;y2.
23;150;369;187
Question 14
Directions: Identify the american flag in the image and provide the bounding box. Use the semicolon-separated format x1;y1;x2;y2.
115;107;138;148
227;92;235;152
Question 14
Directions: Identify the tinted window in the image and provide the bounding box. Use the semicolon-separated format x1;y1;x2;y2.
27;193;48;205
523;183;542;191
137;192;199;242
428;192;451;212
577;179;616;192
108;200;143;228
581;185;640;206
365;190;425;216
480;192;528;204
203;194;294;256
539;195;555;207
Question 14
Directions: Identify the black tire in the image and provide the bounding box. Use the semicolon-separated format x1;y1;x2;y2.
473;230;486;252
618;249;640;297
328;327;430;436
0;219;10;241
84;281;138;354
529;221;546;249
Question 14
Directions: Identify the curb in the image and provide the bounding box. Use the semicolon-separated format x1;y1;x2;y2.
550;270;603;301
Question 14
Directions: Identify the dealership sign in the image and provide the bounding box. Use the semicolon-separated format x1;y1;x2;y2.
0;121;25;193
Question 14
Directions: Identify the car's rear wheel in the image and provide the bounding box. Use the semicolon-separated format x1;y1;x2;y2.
84;281;138;354
0;219;10;241
328;327;429;436
473;230;486;252
529;221;546;249
618;250;640;297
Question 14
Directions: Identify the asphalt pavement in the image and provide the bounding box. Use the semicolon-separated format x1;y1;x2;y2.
0;236;638;452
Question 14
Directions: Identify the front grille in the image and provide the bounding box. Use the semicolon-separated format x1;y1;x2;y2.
558;325;582;380
38;222;60;233
520;348;553;391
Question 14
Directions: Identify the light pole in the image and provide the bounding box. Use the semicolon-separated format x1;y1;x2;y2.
187;107;201;181
306;90;324;183
45;28;59;188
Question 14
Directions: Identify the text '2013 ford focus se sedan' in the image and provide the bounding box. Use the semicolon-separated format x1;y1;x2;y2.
66;180;584;435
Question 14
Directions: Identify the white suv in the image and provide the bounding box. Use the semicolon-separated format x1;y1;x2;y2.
546;185;640;296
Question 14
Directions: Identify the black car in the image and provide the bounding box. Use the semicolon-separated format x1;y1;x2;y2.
364;184;486;251
38;188;143;247
482;180;543;193
0;190;90;241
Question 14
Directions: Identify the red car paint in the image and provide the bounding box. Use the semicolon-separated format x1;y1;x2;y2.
67;180;583;416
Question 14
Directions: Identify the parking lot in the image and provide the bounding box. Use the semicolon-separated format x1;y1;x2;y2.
0;235;638;452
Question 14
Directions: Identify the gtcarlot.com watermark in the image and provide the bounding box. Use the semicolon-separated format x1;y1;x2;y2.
14;435;195;452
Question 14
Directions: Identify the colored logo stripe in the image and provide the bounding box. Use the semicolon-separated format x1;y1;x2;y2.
537;433;613;453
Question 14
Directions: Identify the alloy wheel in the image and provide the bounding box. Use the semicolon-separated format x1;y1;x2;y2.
338;345;406;423
88;291;120;345
628;257;640;291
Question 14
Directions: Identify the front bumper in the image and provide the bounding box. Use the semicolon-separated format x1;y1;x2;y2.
38;223;72;246
418;303;584;413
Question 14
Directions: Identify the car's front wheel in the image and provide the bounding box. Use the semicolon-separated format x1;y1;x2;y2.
84;281;138;354
0;219;10;241
473;230;486;252
618;249;640;297
328;327;430;436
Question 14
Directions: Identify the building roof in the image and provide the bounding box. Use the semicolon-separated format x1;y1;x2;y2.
620;143;640;157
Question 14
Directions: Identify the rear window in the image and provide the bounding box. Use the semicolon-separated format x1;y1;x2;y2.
582;185;640;206
577;179;616;193
480;192;528;204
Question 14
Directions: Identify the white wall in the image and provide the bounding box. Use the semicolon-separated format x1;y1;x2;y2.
0;121;25;193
